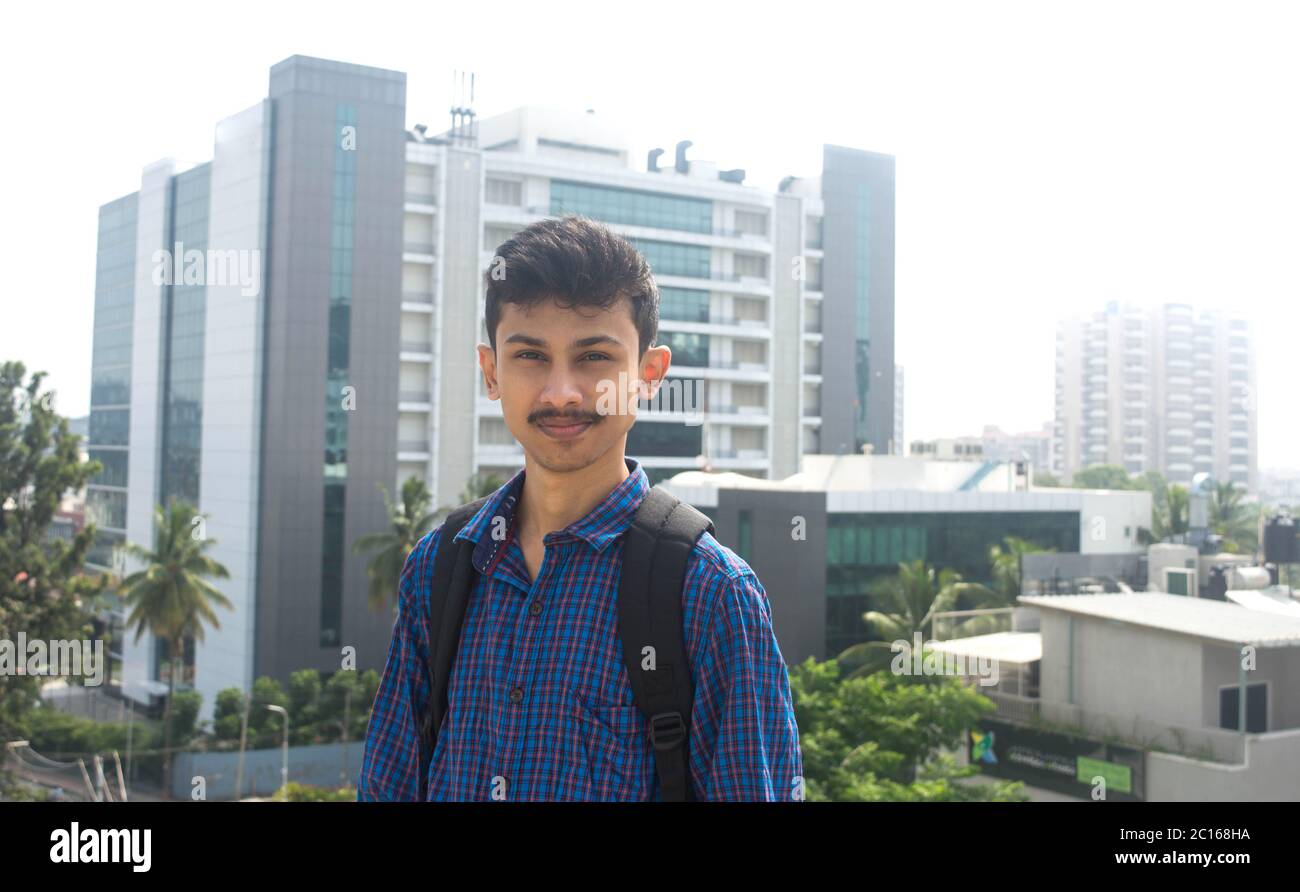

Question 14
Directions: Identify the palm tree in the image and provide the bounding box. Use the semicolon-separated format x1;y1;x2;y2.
988;536;1053;601
835;560;1002;678
1165;485;1190;539
118;501;232;798
1208;481;1258;553
353;476;438;613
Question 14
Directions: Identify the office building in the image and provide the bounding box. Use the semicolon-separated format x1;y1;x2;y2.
659;454;1151;660
1052;301;1257;491
405;107;896;505
84;55;897;714
86;57;406;714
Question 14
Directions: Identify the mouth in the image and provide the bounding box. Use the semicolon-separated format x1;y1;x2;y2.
536;418;594;440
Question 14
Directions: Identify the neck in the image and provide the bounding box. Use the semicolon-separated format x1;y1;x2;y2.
517;450;631;542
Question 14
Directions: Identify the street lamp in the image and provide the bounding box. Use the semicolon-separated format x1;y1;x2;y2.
265;704;289;794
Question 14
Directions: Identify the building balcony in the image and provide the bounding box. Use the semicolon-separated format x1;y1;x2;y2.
402;290;433;305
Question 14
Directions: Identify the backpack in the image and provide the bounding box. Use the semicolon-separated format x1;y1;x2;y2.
418;485;715;801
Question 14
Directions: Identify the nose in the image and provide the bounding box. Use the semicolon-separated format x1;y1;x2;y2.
538;365;585;415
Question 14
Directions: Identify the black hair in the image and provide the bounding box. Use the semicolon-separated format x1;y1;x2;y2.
483;215;659;358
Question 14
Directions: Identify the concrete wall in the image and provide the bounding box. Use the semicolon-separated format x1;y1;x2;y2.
171;741;363;800
770;192;803;480
121;160;175;702
257;56;405;684
1039;612;1204;729
1147;729;1300;801
709;489;827;666
1201;642;1300;731
434;145;483;509
195;100;272;720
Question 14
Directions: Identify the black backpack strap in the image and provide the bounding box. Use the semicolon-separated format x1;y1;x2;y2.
617;486;715;802
419;495;489;798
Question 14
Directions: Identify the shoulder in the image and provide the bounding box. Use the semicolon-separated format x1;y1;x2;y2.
681;531;772;641
399;524;446;606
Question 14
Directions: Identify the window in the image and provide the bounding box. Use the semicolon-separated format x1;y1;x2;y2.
734;210;768;236
626;420;702;457
484;225;518;249
478;417;517;446
1219;683;1267;733
657;331;709;366
486;177;523;206
738;510;752;561
805;216;823;249
659;287;710;323
551;180;712;234
629;238;711;279
734;252;768;279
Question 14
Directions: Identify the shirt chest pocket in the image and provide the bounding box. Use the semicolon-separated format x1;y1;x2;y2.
571;693;656;801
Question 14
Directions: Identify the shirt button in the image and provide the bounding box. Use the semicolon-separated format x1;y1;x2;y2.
509;686;524;704
528;599;543;616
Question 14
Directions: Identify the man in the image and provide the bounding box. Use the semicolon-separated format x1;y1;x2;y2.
358;215;801;801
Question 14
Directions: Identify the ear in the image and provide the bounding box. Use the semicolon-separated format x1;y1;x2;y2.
476;343;499;399
639;344;671;401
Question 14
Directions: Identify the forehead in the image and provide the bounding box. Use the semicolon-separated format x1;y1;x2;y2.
496;296;637;342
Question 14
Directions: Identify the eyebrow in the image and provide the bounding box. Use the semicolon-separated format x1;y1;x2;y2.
503;334;626;350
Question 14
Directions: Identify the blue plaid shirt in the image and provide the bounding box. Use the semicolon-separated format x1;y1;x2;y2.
357;457;802;801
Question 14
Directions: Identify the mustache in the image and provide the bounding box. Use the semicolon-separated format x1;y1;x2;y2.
531;410;599;425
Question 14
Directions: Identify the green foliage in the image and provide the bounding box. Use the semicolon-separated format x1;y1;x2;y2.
1032;471;1061;488
789;657;1027;802
271;781;357;802
835;560;1001;678
0;361;108;792
213;669;377;749
1070;464;1135;491
1209;481;1258;553
168;689;202;743
353;476;438;613
117;499;232;797
459;472;507;506
988;536;1054;601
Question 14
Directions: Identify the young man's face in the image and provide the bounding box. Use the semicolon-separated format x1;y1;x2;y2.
477;296;671;474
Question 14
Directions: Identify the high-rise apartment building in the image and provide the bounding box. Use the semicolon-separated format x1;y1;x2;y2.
85;56;896;713
1052;302;1257;491
407;110;896;504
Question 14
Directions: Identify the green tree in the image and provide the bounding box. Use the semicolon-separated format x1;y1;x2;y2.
1032;471;1061;488
117;501;232;798
0;361;106;796
835;560;1000;677
1071;464;1137;491
1164;485;1190;539
352;476;437;613
789;657;1026;801
1208;481;1258;553
988;536;1054;601
460;472;507;505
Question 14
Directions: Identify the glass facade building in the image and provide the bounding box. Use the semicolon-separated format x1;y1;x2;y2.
823;511;1080;654
86;194;139;570
160;163;211;506
321;103;358;648
551;179;712;234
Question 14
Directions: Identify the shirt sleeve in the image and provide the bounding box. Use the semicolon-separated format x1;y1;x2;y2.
356;527;440;801
689;568;804;801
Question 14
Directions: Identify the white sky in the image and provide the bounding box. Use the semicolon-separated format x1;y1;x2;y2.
2;0;1297;469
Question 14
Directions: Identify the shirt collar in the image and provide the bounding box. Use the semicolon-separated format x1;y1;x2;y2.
454;457;650;566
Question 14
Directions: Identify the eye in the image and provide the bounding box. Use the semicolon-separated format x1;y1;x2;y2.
516;351;543;361
582;352;611;362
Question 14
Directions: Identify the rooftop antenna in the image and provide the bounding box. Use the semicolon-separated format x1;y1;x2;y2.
449;69;478;145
